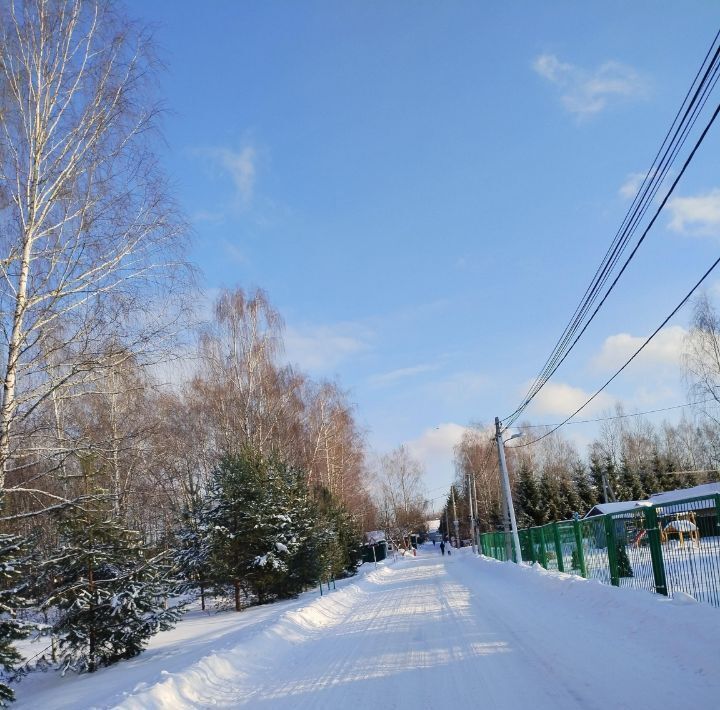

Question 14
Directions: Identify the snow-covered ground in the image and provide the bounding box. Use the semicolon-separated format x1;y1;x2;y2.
12;545;720;709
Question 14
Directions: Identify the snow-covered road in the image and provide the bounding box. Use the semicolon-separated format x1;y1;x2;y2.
15;545;720;709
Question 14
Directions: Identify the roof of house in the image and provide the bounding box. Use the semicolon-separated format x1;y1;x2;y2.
365;530;386;545
584;501;649;517
648;482;720;505
584;482;720;518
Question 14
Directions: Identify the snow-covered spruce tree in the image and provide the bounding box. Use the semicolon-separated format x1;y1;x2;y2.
312;486;362;579
42;509;183;674
174;499;213;609
0;519;31;706
207;450;318;607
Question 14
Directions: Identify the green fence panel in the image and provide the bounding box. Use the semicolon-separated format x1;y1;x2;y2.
604;515;620;586
571;518;587;577
537;526;549;569
552;522;564;573
608;508;656;595
643;506;668;596
478;493;720;608
653;495;719;606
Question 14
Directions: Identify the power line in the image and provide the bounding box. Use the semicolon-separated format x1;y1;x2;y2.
515;398;716;429
511;252;720;448
502;32;720;430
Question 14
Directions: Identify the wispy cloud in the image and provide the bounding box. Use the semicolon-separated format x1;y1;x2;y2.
368;363;438;387
619;172;647;199
284;322;372;373
221;240;245;264
533;54;648;116
422;371;488;406
194;143;259;210
667;188;720;236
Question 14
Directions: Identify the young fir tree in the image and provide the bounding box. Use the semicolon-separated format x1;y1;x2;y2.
539;472;562;524
313;486;362;580
572;463;598;515
558;477;582;521
42;509;183;674
619;457;644;501
639;461;661;499
616;542;634;578
207;450;319;606
588;454;607;503
516;463;543;527
174;500;213;609
653;453;678;493
0;522;31;707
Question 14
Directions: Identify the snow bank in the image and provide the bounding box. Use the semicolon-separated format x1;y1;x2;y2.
12;558;402;709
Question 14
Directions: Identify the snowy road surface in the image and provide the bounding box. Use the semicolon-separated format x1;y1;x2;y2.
15;545;720;709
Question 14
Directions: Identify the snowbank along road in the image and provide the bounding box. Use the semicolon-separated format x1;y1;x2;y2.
15;545;720;709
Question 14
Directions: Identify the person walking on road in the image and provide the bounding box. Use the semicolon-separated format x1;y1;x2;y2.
440;540;445;555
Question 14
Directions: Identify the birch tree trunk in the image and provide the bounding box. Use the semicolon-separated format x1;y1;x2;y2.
0;0;189;499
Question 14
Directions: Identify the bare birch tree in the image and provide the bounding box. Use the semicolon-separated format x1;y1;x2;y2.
0;0;189;499
373;445;427;547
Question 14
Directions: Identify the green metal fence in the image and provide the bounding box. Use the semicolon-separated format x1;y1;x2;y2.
479;492;720;608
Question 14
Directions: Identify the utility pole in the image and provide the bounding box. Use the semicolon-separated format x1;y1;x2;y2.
467;472;477;554
495;417;523;563
463;450;480;553
471;466;481;551
450;486;460;548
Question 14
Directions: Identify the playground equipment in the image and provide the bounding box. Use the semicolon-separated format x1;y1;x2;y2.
660;511;700;547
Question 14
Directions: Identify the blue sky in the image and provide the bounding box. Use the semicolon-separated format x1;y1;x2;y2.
129;1;720;498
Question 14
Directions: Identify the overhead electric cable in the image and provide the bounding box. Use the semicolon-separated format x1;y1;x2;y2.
505;57;720;429
502;34;720;430
510;252;720;448
504;96;720;429
515;398;715;429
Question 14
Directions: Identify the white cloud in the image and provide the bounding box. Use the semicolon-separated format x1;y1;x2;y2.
406;423;468;462
533;54;648;115
529;381;614;418
667;189;720;236
591;325;687;372
405;423;471;498
284;322;371;373
368;363;438;387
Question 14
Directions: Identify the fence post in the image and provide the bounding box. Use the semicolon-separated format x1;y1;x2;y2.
537;526;549;569
527;528;537;564
643;506;668;596
715;495;720;537
572;518;587;578
552;522;564;573
604;515;620;587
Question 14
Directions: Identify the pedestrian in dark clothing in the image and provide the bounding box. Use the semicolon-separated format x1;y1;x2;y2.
440;540;445;555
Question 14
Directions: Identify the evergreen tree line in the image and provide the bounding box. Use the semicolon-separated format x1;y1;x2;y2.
448;413;720;540
0;446;363;705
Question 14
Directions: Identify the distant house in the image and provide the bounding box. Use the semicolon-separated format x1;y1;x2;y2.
425;519;442;543
583;483;720;542
648;482;720;509
362;530;388;563
648;483;720;537
365;530;386;545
